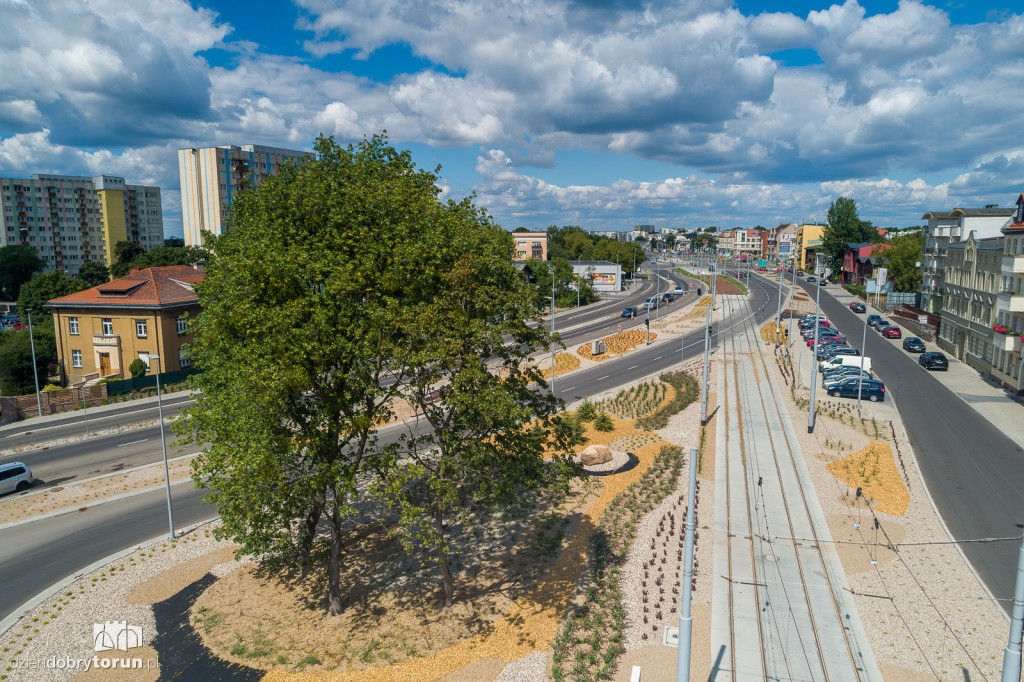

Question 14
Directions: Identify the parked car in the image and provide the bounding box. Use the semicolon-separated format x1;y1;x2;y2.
867;314;884;328
823;371;872;388
817;347;860;363
621;307;638;319
827;378;886;401
919;351;949;370
0;462;34;495
903;337;926;353
809;336;846;348
875;321;890;333
884;326;902;339
849;302;866;313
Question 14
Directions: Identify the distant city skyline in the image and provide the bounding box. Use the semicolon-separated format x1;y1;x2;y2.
2;0;1024;240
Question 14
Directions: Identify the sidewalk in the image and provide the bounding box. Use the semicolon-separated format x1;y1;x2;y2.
819;282;1024;451
0;388;193;435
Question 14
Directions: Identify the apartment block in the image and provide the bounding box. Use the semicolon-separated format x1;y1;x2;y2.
511;232;548;261
0;175;163;275
937;232;1003;377
178;144;312;246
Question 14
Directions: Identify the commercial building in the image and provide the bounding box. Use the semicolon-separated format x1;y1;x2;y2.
919;205;1014;313
511;232;548;261
0;175;163;275
570;260;624;292
761;224;796;261
47;265;204;385
989;195;1024;394
796;224;825;271
937;233;1003;377
178;144;311;246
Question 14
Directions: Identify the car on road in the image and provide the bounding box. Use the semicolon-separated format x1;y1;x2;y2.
806;276;817;282
827;378;886;401
867;314;884;328
621;307;638;318
849;302;866;313
903;337;926;353
644;297;660;310
919;351;949;371
673;286;684;295
661;293;673;303
884;326;902;339
0;461;34;495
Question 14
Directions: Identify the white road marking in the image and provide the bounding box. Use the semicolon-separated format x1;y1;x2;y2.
654;356;663;360
117;438;149;447
563;386;575;391
628;365;638;370
597;375;609;381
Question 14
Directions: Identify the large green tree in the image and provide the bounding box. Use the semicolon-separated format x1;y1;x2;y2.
76;260;110;287
0;326;56;396
110;241;146;278
872;232;926;292
822;197;875;275
17;270;87;324
591;239;644;276
177;134;565;616
0;244;44;301
377;223;583;607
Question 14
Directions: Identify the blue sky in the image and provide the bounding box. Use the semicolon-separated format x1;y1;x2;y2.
3;0;1024;238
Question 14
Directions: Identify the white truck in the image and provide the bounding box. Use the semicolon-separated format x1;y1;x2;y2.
821;355;871;373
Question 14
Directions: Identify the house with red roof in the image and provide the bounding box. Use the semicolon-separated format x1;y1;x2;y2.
841;242;892;286
47;265;204;385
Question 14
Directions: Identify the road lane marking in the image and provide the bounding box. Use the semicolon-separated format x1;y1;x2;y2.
654;356;663;360
563;386;575;392
117;439;149;447
597;375;609;380
628;365;638;369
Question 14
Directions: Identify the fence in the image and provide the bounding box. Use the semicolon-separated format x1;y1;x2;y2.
883;291;920;310
0;384;108;423
104;368;200;395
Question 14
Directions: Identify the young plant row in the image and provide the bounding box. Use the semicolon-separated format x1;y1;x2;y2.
634;370;699;430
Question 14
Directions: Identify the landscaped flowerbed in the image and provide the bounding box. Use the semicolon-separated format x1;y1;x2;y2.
551;444;685;681
592;381;669;419
634;370;699;430
826;440;909;516
577;329;656;361
538;352;582;379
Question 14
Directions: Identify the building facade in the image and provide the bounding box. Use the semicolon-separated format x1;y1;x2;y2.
0;175;163;275
511;232;548;261
47;266;204;385
989;196;1024;394
571;260;624;292
841;242;891;286
178;144;311;246
796;224;825;271
937;233;1003;376
919;205;1014;313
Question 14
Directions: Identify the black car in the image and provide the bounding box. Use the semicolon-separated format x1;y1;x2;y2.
919;351;949;370
827;378;885;401
903;337;926;353
849;302;866;313
621;307;638;318
867;314;884;328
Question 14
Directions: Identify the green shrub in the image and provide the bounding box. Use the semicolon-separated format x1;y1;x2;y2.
41;384;63;392
128;358;147;378
593;413;614;432
575;400;597;422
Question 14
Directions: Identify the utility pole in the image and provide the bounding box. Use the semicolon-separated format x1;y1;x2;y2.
788;259;798;352
551;273;556;396
1001;534;1024;682
646;304;651;345
27;309;42;417
808;255;823;433
700;303;710;425
857;298;869;408
775;261;784;346
676;446;699;682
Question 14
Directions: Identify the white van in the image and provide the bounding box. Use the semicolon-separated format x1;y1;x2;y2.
821;356;871;373
0;461;34;495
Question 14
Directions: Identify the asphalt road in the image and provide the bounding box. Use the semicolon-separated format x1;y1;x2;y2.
798;279;1024;612
0;267;782;626
0;483;213;625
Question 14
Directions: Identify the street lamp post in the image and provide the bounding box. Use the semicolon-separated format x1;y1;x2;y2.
857;295;869;408
149;355;175;540
808;256;823;433
78;380;90;437
27;309;42;417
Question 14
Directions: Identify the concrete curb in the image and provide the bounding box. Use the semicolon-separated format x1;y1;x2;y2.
0;518;220;639
0;390;195;435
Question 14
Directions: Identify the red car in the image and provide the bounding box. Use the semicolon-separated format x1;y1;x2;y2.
809;336;845;348
884;326;902;339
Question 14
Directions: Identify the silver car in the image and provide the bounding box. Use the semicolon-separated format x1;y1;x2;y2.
0;461;34;495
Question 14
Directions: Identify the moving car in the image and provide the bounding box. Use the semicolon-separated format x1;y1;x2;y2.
867;314;884;328
827;378;886;401
884;326;902;339
849;302;866;313
673;286;684;295
621;307;638;319
644;297;660;310
806;276;817;282
0;462;34;495
919;351;949;370
903;337;926;353
661;293;673;303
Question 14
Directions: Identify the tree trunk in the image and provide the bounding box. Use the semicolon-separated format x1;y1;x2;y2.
327;500;344;616
434;508;454;608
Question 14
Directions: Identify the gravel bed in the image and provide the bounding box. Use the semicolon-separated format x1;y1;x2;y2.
774;340;1006;679
2;520;237;682
494;650;550;681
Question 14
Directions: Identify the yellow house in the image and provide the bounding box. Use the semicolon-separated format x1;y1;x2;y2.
47;266;204;385
796;224;825;270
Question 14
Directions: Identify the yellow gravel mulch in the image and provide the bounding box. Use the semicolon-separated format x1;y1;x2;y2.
759;322;788;343
577;329;655;361
826;440;909;516
536;352;581;379
264;416;666;682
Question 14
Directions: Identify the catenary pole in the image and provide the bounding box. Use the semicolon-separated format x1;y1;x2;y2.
1001;534;1024;682
808;255;822;433
857;296;869;408
676;446;699;682
27;309;42;417
700;303;710;425
775;260;784;346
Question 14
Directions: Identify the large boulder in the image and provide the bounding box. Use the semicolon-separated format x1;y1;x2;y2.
580;444;613;466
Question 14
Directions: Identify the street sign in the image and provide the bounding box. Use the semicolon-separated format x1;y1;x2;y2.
918;315;928;325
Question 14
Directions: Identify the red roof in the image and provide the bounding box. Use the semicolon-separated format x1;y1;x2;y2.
48;265;204;309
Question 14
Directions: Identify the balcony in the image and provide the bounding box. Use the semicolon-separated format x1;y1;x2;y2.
995;332;1023;353
93;334;120;347
998;292;1024;313
1004;254;1024;275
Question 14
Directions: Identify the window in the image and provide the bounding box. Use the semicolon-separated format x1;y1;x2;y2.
138;352;151;370
72;349;82;367
136;319;148;338
179;346;191;369
101;318;113;335
176;316;188;335
68;317;79;335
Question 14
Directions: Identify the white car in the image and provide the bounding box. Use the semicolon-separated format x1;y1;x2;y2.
673;286;684;295
0;461;34;495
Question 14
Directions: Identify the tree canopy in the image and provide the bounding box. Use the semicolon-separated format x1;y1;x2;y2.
17;270;87;321
0;244;44;301
872;231;926;293
0;325;55;396
178;134;578;614
109;241;209;278
76;260;110;287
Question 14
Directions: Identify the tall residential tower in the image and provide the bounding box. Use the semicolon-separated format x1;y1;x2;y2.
0;174;163;275
178;144;311;246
